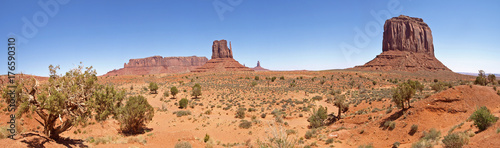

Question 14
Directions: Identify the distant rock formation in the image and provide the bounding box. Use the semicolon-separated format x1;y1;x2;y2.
105;56;208;76
252;61;270;71
354;15;451;72
193;40;253;72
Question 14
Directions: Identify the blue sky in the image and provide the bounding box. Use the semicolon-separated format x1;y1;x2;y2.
1;0;499;76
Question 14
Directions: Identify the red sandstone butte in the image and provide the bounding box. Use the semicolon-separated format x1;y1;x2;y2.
193;40;253;72
354;15;451;72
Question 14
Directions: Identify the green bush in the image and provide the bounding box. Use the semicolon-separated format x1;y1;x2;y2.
469;106;498;131
474;70;487;86
384;121;396;130
251;81;258;87
280;76;285;80
149;82;158;94
422;128;441;141
308;106;327;128
204;134;210;143
255;76;260;80
163;91;170;98
442;132;469;148
179;98;189;109
239;120;252;129
304;129;316;139
410;124;418;135
325;138;334;144
236;108;246;119
191;83;202;99
119;95;154;133
312;96;323;101
170;86;179;98
174;110;191;117
358;143;374;148
392;81;416;109
175;141;192;148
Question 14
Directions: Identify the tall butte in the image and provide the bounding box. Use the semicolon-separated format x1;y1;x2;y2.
193;39;253;72
354;15;451;72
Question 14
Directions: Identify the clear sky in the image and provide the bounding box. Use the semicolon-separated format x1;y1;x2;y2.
1;0;499;76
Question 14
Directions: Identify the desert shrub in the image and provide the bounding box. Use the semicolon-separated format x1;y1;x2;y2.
90;85;126;122
422;128;441;141
261;113;266;118
0;126;9;139
442;132;469;148
239;120;252;129
179;98;189;109
325;138;334;144
163;91;170;98
204;134;210;143
175;141;192;148
469;106;498;131
174;110;191;117
434;79;438;83
392;81;416;109
334;95;349;119
393;141;400;148
312;96;323;101
358;143;374;148
170;86;179;98
410;124;418;135
308;106;327;128
488;74;496;84
271;76;277;82
372;81;377;86
236;108;246;119
255;76;260;80
149;82;158;94
280;76;285;80
251;81;258;87
304;129;316;139
384;121;396;130
498;90;500;96
412;140;433;148
191;83;202;99
119;95;154;134
286;129;297;135
474;70;487;86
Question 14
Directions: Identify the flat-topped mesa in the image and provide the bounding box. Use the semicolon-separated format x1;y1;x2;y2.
382;15;434;56
193;39;253;72
105;56;208;76
211;40;233;59
354;15;451;72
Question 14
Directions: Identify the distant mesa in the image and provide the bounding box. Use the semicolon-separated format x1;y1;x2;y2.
104;56;208;76
251;61;270;71
192;40;253;72
354;15;451;72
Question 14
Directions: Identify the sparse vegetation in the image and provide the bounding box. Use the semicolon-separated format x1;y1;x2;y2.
119;95;154;134
191;83;202;99
149;82;158;94
239;120;252;129
175;141;192;148
469;106;498;131
442;132;469;148
474;70;487;86
236;108;246;119
410;124;418;135
179;98;189;109
308;106;327;128
334;95;349;119
171;86;179;98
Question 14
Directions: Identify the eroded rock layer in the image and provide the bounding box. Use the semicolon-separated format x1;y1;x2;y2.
105;56;208;76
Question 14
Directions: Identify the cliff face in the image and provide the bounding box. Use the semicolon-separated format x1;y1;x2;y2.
193;39;253;72
382;15;434;56
105;56;208;76
211;40;233;59
355;15;451;72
